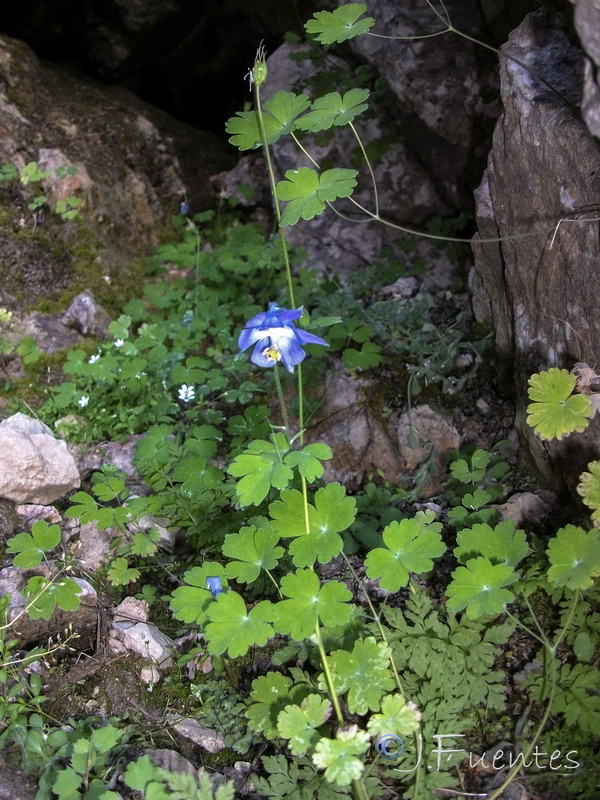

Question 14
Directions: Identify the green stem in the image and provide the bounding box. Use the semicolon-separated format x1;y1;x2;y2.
313;624;343;725
254;81;295;309
487;592;579;800
313;624;370;800
272;364;290;436
254;69;311;537
291;132;320;169
349;121;378;218
264;568;283;598
505;608;548;651
339;552;404;695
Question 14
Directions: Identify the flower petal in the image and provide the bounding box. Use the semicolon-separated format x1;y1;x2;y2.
250;338;279;368
278;337;307;372
294;329;329;347
238;326;267;351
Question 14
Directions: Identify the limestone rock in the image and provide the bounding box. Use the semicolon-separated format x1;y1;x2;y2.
397;404;461;497
110;597;174;669
471;9;600;496
218;0;499;275
309;372;403;489
61;290;111;338
494;490;560;531
0;411;53;436
575;0;600;138
74;435;145;484
0;32;233;311
73;520;115;572
168;716;226;753
15;504;62;527
0;413;80;504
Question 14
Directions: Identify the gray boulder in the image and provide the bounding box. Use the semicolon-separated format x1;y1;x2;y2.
471;9;600;495
0;413;80;503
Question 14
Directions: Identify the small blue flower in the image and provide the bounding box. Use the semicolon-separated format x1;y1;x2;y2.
179;201;189;215
238;302;328;373
206;576;223;598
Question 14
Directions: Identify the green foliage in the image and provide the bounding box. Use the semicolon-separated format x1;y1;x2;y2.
276;167;358;227
6;521;61;568
524;661;600;735
170;563;227;625
23;575;82;620
312;727;370;786
20;161;51;184
305;4;375;44
295;90;370;132
546;526;600;591
325;637;394;714
364;517;445;590
50;724;122;800
382;586;514;710
446;557;517;619
526;368;593;440
16;336;40;365
453;520;530;567
246;672;311;739
577;460;600;523
277;695;331;755
226;91;311;150
6;6;600;798
269;482;356;566
252;754;347;799
124;753;234;799
273;570;353;640
0;160;83;221
366;693;421;738
222;526;284;583
55;196;83;221
205;592;274;657
228;434;293;506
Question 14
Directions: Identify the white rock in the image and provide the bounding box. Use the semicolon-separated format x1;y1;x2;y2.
0;414;80;504
113;596;149;623
168;717;225;753
0;412;53;436
140;665;161;685
74;520;115;571
15;504;61;526
111;606;173;669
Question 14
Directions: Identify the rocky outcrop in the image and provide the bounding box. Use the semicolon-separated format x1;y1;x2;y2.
575;0;600;138
0;32;233;312
0;413;80;503
470;9;600;495
219;0;500;274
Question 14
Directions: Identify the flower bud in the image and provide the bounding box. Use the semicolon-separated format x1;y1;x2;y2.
251;43;268;87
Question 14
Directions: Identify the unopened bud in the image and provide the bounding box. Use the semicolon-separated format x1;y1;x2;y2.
251;43;268;87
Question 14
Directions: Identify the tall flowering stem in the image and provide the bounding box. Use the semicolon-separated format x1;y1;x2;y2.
252;46;296;311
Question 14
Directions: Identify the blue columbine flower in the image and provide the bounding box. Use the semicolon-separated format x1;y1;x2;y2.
206;576;223;598
238;302;328;373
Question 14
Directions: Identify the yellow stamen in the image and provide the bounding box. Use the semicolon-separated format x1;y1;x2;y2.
263;346;281;363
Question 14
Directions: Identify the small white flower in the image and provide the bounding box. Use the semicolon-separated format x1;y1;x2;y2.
178;384;195;402
78;395;89;407
88;354;100;364
114;338;124;348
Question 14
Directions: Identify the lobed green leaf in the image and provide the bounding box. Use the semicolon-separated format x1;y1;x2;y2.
305;3;375;44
